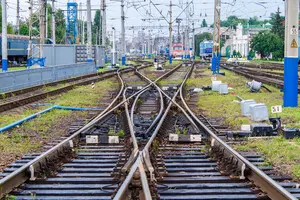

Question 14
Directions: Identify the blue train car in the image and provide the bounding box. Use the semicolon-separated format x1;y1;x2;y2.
200;40;213;59
0;34;39;63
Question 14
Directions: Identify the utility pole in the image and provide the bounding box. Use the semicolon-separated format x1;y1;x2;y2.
79;2;82;44
176;18;182;43
17;0;20;35
192;22;195;60
112;27;116;65
212;0;221;74
284;0;299;107
121;0;126;65
87;0;93;62
101;0;106;46
82;16;85;45
2;0;8;72
40;0;46;58
28;0;33;60
169;0;173;64
52;0;56;44
185;1;189;59
148;30;151;57
46;3;48;41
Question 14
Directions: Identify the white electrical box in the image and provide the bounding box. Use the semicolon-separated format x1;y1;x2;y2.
241;99;257;116
212;81;222;91
86;135;98;144
218;83;228;94
250;103;269;122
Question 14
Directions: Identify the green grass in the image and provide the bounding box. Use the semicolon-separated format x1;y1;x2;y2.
234;137;300;180
187;68;300;129
158;79;184;85
0;108;46;127
49;79;117;107
250;59;283;64
0;78;118;169
42;83;70;92
7;67;27;71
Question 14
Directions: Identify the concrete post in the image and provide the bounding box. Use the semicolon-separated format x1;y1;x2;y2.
169;0;173;64
87;0;93;62
284;0;299;107
121;0;126;65
52;0;56;44
1;0;8;72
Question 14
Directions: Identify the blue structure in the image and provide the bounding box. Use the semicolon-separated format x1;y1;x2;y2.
211;53;221;74
200;40;213;59
284;0;299;107
66;2;78;44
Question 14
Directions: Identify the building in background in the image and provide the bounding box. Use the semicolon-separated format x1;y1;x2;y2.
221;23;272;57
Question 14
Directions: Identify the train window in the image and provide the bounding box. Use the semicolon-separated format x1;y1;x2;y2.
8;42;11;49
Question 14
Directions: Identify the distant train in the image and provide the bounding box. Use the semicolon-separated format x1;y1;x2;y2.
0;34;39;63
199;40;213;59
172;43;184;58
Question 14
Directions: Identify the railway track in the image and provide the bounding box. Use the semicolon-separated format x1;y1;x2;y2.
0;63;151;113
0;62;183;199
222;62;300;92
1;61;300;199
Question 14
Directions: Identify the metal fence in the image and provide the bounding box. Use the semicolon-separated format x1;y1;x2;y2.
32;45;105;68
0;62;96;93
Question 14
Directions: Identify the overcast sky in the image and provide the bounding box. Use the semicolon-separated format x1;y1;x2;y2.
8;0;284;37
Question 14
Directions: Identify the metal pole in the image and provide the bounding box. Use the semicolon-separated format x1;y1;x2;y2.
169;0;173;64
17;0;20;35
101;0;106;46
148;29;151;57
86;0;93;62
52;0;56;44
46;3;48;41
82;17;85;45
28;0;33;60
112;27;116;65
79;2;82;44
212;0;221;73
121;0;126;65
2;0;8;72
192;22;195;60
39;0;46;58
284;0;299;107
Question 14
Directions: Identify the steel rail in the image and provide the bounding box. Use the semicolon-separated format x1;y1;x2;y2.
114;63;186;199
179;67;297;200
0;65;152;198
136;66;200;134
0;62;182;198
119;64;183;174
121;87;139;173
140;63;195;182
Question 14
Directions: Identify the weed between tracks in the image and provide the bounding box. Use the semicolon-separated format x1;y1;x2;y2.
0;79;117;172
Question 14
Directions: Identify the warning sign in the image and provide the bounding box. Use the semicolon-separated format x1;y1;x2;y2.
291;39;298;48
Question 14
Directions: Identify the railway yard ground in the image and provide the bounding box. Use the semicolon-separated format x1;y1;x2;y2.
186;63;300;181
0;60;300;200
0;78;118;172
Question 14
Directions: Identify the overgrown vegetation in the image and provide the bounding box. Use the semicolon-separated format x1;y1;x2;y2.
186;68;300;129
234;137;300;180
0;79;117;172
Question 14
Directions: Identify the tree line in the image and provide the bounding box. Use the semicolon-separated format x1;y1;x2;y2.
194;7;286;60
